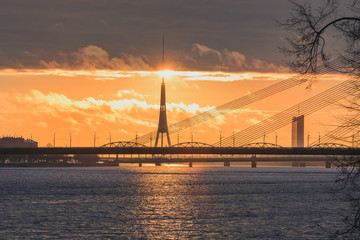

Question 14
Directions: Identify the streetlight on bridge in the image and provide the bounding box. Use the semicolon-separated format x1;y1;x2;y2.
94;132;96;148
220;131;222;147
109;132;111;158
150;133;152;147
263;132;266;143
233;132;235;147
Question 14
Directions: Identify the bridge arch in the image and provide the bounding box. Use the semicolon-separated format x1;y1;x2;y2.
310;143;350;148
101;141;148;148
171;142;215;148
239;142;284;148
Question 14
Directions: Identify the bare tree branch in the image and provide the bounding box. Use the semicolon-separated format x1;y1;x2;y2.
280;1;360;75
281;0;360;237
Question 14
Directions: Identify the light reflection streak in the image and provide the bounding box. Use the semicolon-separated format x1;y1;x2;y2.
131;166;207;239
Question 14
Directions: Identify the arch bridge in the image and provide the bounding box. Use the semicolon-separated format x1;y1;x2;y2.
239;142;283;148
171;142;215;148
310;143;350;149
101;141;148;148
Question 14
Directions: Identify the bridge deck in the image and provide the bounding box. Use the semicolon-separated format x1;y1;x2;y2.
112;156;331;164
0;147;359;155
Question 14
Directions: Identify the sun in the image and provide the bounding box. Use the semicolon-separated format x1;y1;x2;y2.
157;70;176;79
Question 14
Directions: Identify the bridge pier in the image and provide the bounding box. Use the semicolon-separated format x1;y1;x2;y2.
189;162;193;167
325;160;331;168
224;161;230;167
251;160;257;168
292;161;306;167
250;155;257;168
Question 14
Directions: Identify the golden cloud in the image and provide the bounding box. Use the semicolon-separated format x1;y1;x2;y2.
40;45;153;71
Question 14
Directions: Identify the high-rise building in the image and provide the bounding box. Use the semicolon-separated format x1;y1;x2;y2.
292;115;304;147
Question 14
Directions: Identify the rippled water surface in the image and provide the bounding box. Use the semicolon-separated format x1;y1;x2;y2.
0;166;347;239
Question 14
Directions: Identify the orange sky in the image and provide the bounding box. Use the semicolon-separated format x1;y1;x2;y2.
1;0;354;147
0;67;350;147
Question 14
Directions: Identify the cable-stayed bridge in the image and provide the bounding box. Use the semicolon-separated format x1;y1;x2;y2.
214;78;355;147
1;57;359;167
133;57;347;146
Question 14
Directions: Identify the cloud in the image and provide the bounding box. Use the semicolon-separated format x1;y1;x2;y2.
5;40;288;73
36;122;47;128
117;89;145;99
40;45;153;71
192;43;222;59
0;66;296;82
222;49;247;70
2;40;289;73
12;90;215;127
0;87;300;145
65;117;79;126
0;0;292;72
190;43;288;72
247;118;261;125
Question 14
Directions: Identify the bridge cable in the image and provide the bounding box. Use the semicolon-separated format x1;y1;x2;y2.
133;57;346;145
221;84;352;146
310;114;360;146
216;79;355;146
213;78;356;146
310;88;360;145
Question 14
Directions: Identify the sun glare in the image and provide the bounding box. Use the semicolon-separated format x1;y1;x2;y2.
158;70;176;79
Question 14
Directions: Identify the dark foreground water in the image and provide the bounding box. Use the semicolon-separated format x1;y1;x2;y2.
0;166;348;239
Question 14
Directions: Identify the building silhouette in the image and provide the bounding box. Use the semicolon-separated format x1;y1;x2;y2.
0;137;38;164
292;115;304;147
0;137;37;148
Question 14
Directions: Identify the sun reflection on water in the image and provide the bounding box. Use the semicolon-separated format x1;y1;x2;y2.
0;166;343;239
125;165;208;239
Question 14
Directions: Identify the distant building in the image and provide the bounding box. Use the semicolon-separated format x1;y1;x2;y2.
292;115;304;148
0;137;38;164
0;137;38;148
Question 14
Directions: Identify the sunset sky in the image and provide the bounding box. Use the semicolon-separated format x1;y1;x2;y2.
0;0;352;147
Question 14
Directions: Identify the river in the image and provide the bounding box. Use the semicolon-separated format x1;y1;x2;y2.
0;166;348;239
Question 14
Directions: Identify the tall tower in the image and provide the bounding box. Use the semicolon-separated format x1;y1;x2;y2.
292;115;304;147
154;36;171;147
